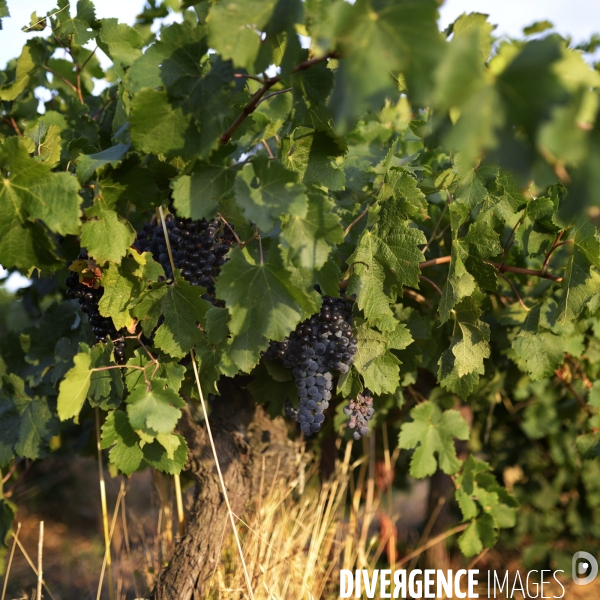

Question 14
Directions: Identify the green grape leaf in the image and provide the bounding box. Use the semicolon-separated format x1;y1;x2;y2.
207;0;278;69
439;222;501;322
54;0;98;45
125;351;186;395
0;221;61;272
99;159;161;211
0;41;42;101
455;456;518;525
281;128;346;190
280;193;344;269
171;150;236;221
153;276;212;358
125;21;206;93
195;335;237;395
0;136;82;236
215;242;315;371
398;402;469;478
101;410;144;476
99;252;164;331
382;168;429;223
513;196;558;257
88;341;123;405
248;363;297;419
512;304;565;380
126;378;184;437
0;0;9;31
80;199;136;264
554;220;600;324
57;347;92;422
0;499;16;546
205;306;230;345
457;516;499;558
129;89;198;159
329;0;443;130
131;284;169;337
351;322;412;395
438;296;490;398
25;123;62;167
142;434;188;474
347;200;426;331
0;375;59;464
99;18;144;69
234;155;308;233
76;143;130;183
589;381;600;409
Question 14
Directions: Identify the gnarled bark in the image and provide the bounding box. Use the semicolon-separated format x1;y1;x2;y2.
150;380;298;599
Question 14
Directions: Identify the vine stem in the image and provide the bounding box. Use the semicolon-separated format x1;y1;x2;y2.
217;213;243;246
542;232;573;273
344;205;369;237
42;65;79;95
92;91;118;122
2;116;22;137
339;254;563;289
220;52;339;144
419;255;452;269
189;350;256;600
498;214;525;265
233;73;264;83
256;87;292;106
418;275;442;296
554;369;591;414
422;195;450;253
498;272;530;311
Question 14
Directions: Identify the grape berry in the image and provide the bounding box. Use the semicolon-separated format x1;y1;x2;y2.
65;252;127;364
134;214;235;300
343;389;374;440
264;296;360;436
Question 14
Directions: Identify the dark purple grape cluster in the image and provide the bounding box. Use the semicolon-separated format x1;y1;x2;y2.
264;296;357;436
343;389;374;440
134;214;234;298
65;252;127;364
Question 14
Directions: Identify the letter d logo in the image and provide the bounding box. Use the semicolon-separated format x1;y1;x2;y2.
572;551;598;585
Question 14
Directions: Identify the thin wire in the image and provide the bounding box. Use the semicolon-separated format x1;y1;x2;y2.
16;5;69;36
158;206;177;278
190;349;256;600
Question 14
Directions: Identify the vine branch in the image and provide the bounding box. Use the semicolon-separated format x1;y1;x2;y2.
344;205;369;237
418;275;442;296
554;369;591;414
257;87;292;106
92;91;118;122
422;195;450;253
542;232;573;273
220;52;339;144
497;272;530;311
233;73;265;84
2;116;22;137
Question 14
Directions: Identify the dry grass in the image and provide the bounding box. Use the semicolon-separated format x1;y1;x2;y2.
3;434;598;600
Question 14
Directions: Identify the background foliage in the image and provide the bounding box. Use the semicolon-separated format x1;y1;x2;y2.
1;0;600;576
